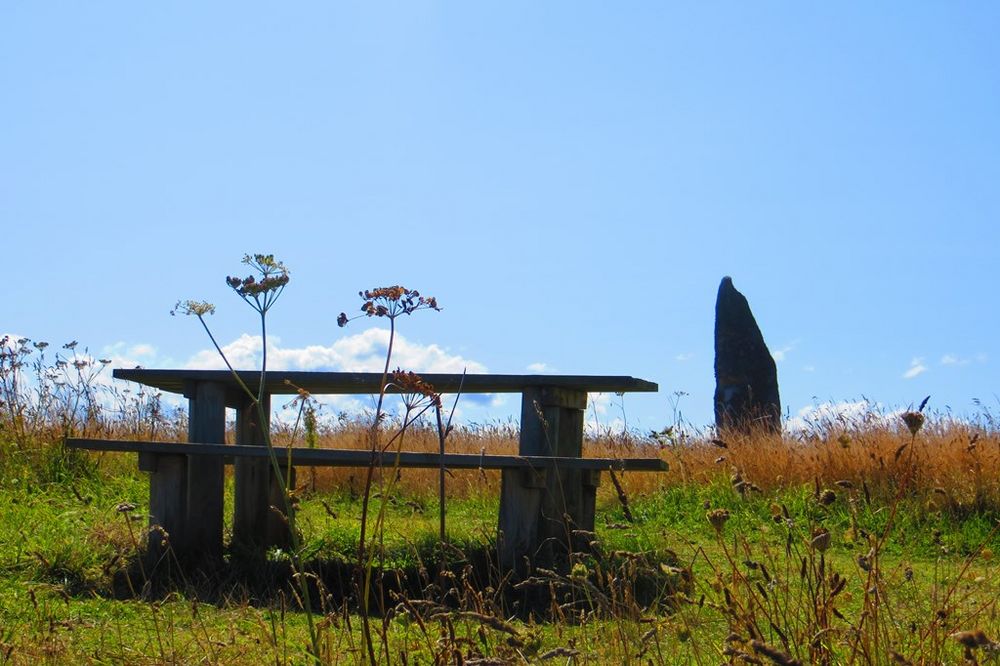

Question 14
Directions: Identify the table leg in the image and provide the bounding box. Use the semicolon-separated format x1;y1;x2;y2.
498;387;588;575
184;380;227;565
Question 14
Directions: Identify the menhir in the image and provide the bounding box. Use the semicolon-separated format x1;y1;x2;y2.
714;277;781;433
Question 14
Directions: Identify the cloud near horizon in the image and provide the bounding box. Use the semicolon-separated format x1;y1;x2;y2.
785;399;902;434
184;328;487;375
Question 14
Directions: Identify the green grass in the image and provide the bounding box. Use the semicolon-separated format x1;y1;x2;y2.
2;448;1000;664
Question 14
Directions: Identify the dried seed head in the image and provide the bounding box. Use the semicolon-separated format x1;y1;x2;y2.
950;629;992;649
901;411;925;436
819;489;837;506
810;528;831;553
706;508;730;533
389;369;441;407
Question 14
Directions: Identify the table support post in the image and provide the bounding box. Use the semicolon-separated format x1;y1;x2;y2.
233;394;292;554
498;387;588;576
184;380;227;565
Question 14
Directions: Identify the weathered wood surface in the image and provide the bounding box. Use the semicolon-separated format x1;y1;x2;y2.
113;369;657;400
498;387;594;574
66;438;668;472
144;454;186;570
233;394;292;551
183;381;226;564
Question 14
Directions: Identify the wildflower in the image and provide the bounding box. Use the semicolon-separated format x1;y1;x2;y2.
818;489;837;506
901;411;925;436
115;502;136;513
339;286;441;327
225;254;289;314
389;369;441;408
171;300;216;317
706;508;730;534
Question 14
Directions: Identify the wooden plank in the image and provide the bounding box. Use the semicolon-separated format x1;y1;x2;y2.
538;387;588;410
66;438;668;472
184;381;226;564
113;369;657;398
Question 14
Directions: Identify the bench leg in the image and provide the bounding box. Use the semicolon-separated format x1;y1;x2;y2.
142;453;187;571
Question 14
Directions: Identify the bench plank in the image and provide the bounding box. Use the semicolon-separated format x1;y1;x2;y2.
112;369;657;397
66;438;668;472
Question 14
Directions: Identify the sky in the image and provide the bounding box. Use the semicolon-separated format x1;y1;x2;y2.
3;3;999;434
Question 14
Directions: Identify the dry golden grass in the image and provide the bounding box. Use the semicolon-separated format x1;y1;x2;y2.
261;415;1000;513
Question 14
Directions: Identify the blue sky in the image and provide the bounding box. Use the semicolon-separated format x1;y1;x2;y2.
3;3;998;432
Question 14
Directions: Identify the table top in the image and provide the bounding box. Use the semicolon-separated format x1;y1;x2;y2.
113;369;658;396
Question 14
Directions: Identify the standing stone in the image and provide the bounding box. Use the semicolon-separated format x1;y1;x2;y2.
714;277;781;433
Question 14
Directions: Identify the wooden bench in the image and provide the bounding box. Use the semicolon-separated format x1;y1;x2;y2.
67;369;665;574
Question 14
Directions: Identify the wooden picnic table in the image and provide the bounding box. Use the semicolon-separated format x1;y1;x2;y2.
68;369;664;575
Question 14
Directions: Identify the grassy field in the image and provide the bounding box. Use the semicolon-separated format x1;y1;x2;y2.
3;264;1000;665
2;412;1000;665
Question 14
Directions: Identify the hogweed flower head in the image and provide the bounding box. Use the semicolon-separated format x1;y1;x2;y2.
390;369;441;408
338;285;440;327
226;253;289;314
171;300;216;317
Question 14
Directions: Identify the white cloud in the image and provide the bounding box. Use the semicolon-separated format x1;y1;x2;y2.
526;362;550;373
902;358;927;380
100;341;162;370
785;400;901;434
675;353;693;362
184;329;487;375
771;345;794;362
584;392;632;435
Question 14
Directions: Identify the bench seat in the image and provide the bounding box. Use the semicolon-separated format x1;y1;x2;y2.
66;438;668;472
